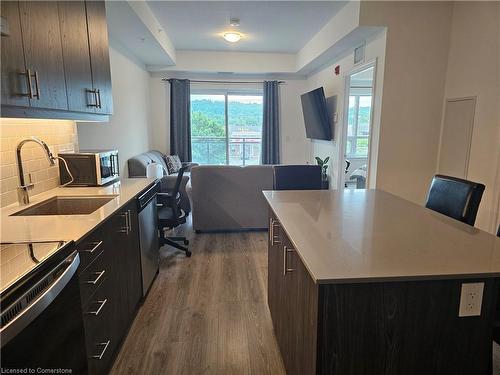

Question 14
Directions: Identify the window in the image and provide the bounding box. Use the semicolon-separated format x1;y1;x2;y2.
190;90;263;166
346;94;372;158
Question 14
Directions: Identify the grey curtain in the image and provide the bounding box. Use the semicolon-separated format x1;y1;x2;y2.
169;79;191;162
261;80;280;164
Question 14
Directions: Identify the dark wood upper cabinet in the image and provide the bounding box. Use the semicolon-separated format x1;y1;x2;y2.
86;0;113;115
0;0;112;120
1;1;30;107
58;1;95;113
18;1;68;111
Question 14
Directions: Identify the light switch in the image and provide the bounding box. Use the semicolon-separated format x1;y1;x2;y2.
458;282;484;317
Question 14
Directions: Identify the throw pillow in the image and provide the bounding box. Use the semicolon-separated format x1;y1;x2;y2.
165;155;182;174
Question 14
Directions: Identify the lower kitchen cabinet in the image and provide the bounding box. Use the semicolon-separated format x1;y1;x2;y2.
267;211;497;375
268;211;318;375
76;199;143;375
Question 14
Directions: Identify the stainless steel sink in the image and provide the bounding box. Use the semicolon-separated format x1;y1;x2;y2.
11;196;117;216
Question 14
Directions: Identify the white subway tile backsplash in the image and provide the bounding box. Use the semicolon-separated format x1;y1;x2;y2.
0;118;78;207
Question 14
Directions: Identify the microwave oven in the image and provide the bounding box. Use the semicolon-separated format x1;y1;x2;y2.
58;150;119;186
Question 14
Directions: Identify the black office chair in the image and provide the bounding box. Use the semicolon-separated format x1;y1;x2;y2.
273;165;322;190
425;174;485;226
157;165;191;257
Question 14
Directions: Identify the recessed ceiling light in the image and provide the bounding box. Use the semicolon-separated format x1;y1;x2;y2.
223;32;242;43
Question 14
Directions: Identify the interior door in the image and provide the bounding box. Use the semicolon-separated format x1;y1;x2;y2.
0;1;29;107
437;97;476;178
58;1;95;112
18;1;68;110
86;0;113;114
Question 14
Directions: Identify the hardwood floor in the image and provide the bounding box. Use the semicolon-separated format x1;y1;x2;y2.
110;222;285;375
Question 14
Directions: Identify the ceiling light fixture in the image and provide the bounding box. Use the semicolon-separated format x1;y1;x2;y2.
223;31;242;43
230;17;240;27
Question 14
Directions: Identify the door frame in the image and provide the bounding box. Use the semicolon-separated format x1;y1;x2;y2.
337;59;378;190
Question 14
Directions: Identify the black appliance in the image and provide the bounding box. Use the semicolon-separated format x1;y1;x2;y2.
1;241;87;373
301;87;332;140
58;150;119;186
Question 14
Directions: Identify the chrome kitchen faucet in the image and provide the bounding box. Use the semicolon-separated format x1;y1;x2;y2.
16;137;56;205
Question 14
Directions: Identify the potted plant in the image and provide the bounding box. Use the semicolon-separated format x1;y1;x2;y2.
315;156;330;189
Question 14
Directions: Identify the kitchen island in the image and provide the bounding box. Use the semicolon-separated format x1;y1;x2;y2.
264;189;500;375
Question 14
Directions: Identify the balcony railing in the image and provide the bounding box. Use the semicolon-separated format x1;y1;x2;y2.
192;136;262;166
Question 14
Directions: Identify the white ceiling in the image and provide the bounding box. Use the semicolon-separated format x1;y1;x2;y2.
145;1;347;53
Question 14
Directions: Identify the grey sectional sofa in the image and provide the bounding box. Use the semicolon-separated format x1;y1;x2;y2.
127;150;193;214
189;165;274;231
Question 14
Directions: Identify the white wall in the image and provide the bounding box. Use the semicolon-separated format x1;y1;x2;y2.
442;2;500;233
304;30;387;189
359;1;454;204
148;74;308;164
77;42;153;177
279;80;309;164
149;76;170;154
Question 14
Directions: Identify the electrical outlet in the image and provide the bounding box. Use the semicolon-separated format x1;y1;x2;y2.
458;282;484;317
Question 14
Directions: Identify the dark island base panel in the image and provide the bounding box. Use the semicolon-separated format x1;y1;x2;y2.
316;279;498;375
268;209;499;375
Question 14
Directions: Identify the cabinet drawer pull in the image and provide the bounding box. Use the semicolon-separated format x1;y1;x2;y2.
283;246;294;275
269;217;272;242
119;211;131;234
270;218;281;245
92;340;110;360
127;210;132;232
86;270;105;285
83;241;103;254
85;299;107;316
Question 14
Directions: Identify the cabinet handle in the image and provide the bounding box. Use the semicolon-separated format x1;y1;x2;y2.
127;210;132;232
96;88;102;109
270;219;281;246
269;217;273;242
83;241;103;254
32;70;40;99
86;270;105;285
86;89;99;107
283;245;294;275
119;211;130;234
23;69;34;98
85;299;107;316
92;340;110;360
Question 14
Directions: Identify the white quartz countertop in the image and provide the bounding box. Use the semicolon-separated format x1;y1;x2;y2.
1;178;156;243
263;189;500;284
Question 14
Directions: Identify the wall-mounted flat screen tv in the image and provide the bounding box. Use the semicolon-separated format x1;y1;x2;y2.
300;87;332;140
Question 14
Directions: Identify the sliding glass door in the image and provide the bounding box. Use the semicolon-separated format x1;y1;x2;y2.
190;90;263;166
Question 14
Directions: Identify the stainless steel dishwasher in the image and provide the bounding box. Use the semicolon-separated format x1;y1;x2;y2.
137;181;160;297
